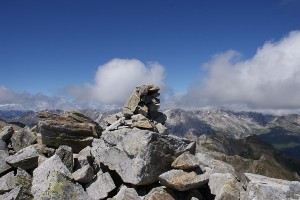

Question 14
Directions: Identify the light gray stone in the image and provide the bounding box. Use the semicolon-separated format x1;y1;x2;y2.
55;145;74;172
171;152;199;170
11;129;36;152
123;90;141;113
0;171;16;194
72;165;94;184
209;173;240;200
105;115;119;125
86;172;116;200
92;128;196;185
155;123;168;134
0;186;22;200
112;185;141;200
159;169;209;191
0;139;8;151
144;187;176;200
5;145;40;170
244;173;300;200
0;126;14;143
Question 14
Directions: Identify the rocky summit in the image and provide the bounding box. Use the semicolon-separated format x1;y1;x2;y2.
0;84;299;200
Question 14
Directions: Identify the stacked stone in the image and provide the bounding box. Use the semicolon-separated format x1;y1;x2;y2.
104;84;168;134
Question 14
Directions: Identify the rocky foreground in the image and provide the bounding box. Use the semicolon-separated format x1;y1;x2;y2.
0;85;300;200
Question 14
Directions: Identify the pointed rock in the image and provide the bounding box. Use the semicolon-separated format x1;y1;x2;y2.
111;185;141;200
55;145;74;172
5;145;40;170
72;165;94;184
159;170;209;191
0;186;22;200
0;171;16;194
86;172;116;200
0;126;14;143
171;152;199;170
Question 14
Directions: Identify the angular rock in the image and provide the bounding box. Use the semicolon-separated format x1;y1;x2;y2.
0;139;8;151
155;123;168;134
86;172;116;200
144;187;176;200
159;169;209;191
171;152;199;170
38;155;47;166
72;165;94;184
55;145;74;172
11;129;36;152
5;145;40;170
105;115;119;125
15;168;33;199
111;185;141;200
0;150;12;176
123;90;141;113
244;173;300;200
0;186;22;200
0;126;14;143
209;173;240;200
74;146;93;169
31;154;73;198
92;128;196;185
38;110;102;153
0;171;16;194
195;153;235;174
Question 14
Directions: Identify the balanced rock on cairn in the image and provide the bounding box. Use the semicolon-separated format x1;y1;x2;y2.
104;84;168;134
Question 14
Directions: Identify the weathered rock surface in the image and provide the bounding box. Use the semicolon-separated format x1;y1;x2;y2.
171;152;199;170
244;173;300;200
5;145;40;170
0;150;12;176
144;187;176;200
195;153;235;174
55;145;73;172
209;173;240;200
11;129;36;152
0;126;14;143
72;165;94;184
111;185;141;200
86;172;116;200
38;110;102;153
92;128;196;185
15;168;33;200
0;171;16;194
159;169;209;191
0;186;22;200
74;146;93;170
0;139;8;151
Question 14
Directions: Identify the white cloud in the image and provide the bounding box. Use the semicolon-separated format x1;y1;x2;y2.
68;58;165;106
179;30;300;110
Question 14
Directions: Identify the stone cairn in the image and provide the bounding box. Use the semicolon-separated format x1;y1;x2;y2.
104;84;168;134
0;84;299;200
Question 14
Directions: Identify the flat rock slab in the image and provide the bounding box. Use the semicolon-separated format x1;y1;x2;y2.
245;173;300;200
92;128;195;185
171;152;199;170
159;169;209;191
86;172;116;200
5;145;40;170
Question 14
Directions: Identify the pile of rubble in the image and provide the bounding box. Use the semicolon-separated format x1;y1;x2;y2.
0;84;299;200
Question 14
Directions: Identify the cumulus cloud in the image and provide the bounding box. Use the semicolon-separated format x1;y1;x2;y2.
0;86;74;110
68;58;165;106
179;30;300;111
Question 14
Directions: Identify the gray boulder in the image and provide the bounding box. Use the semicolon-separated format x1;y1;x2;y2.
171;152;199;170
0;126;14;143
0;150;12;176
72;165;94;184
92;128;196;185
0;171;16;194
244;173;300;200
11;129;36;152
0;139;8;151
0;186;22;200
159;169;209;191
86;172;116;200
55;145;74;172
111;185;141;200
5;145;40;170
74;146;93;170
37;110;102;153
209;173;241;200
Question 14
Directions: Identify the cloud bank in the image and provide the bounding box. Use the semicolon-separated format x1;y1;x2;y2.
0;86;74;110
178;30;300;111
67;58;165;106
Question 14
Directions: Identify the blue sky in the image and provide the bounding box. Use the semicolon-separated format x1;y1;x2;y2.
1;0;300;111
